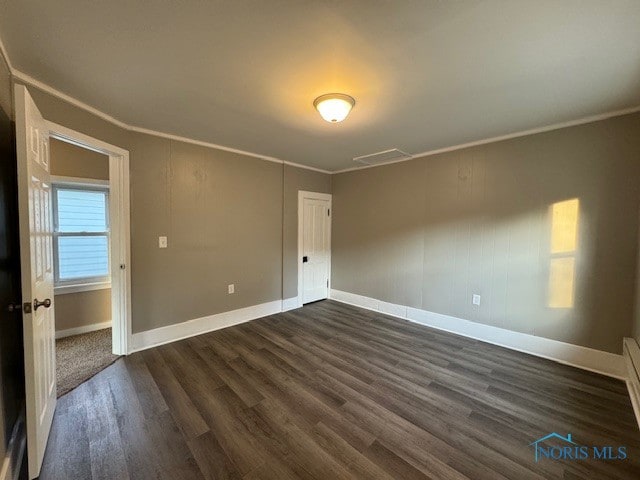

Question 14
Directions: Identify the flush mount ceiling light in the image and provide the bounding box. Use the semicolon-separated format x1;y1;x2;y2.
313;93;355;123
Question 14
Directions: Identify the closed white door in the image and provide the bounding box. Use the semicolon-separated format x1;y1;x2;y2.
301;195;331;304
15;85;56;479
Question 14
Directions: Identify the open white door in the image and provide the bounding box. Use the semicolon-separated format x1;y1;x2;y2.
299;191;331;304
15;84;56;479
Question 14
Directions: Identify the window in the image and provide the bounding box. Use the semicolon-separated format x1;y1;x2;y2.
53;183;110;291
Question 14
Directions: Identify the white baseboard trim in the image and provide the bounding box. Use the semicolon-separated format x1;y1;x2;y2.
330;289;626;380
55;320;112;339
282;296;300;312
623;337;640;430
0;413;25;480
130;299;283;353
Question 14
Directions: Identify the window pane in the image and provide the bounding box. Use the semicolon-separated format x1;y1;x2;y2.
57;235;109;280
56;188;107;232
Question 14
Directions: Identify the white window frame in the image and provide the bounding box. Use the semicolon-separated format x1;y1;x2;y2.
51;175;112;295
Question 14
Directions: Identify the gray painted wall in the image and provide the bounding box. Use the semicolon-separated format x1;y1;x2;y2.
0;51;9;115
50;137;109;179
332;113;640;354
129;137;283;333
12;76;640;354
50;138;112;333
54;290;111;333
17;81;330;334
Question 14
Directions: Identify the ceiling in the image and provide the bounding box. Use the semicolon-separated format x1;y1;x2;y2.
1;1;639;172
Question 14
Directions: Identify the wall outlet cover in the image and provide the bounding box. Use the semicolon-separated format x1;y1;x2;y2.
228;284;235;294
158;236;168;248
472;294;481;306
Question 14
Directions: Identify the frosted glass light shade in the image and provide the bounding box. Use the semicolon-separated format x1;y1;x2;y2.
313;93;355;123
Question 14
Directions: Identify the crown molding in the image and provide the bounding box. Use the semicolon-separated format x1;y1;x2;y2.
13;70;129;128
4;43;640;176
333;104;640;174
0;33;12;72
10;68;332;174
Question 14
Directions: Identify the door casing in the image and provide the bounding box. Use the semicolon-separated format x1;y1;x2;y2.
45;121;132;356
297;190;332;307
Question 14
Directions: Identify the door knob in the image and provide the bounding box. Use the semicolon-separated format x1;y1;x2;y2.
33;298;52;310
303;256;308;263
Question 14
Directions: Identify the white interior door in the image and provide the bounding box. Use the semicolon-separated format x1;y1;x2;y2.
301;194;331;304
15;84;56;479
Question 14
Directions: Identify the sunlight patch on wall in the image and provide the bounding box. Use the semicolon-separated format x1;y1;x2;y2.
550;198;579;253
548;199;579;309
548;257;576;308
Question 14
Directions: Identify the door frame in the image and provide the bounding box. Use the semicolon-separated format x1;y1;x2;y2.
45;121;132;355
297;190;332;308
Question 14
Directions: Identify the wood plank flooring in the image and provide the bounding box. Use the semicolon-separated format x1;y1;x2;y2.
40;300;640;479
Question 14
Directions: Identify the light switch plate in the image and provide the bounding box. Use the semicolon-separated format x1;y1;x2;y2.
158;236;168;248
228;284;235;294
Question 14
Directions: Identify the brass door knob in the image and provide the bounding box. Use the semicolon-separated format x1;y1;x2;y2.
33;298;52;310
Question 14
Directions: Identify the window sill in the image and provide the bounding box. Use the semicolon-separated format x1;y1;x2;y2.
54;281;111;295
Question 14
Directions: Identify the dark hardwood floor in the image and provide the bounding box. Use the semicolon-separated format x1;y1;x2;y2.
40;300;640;479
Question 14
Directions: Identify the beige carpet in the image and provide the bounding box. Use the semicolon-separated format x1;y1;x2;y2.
56;328;120;397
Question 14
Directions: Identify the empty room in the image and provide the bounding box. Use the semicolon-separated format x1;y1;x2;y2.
1;2;640;479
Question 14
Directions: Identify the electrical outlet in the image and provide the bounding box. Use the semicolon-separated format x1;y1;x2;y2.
158;236;168;248
472;294;481;306
228;284;235;294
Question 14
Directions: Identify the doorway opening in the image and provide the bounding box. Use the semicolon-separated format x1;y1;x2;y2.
49;138;118;396
297;191;332;307
46;121;132;353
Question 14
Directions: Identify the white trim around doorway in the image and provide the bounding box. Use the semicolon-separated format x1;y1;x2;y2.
297;191;332;308
45;121;132;355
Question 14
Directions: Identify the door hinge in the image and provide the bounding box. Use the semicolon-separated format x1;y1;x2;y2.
327;279;329;287
328;208;330;216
